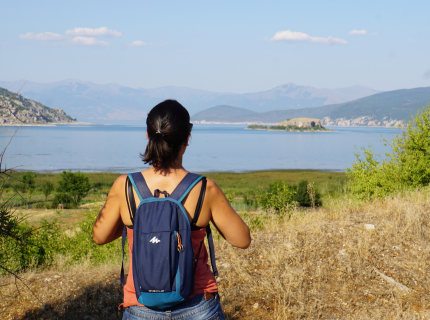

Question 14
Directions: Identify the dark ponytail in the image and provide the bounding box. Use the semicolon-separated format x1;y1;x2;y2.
141;100;192;169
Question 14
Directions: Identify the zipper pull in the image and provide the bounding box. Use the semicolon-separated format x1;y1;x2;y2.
177;233;184;252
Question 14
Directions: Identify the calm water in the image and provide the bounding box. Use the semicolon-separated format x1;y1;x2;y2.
1;124;401;173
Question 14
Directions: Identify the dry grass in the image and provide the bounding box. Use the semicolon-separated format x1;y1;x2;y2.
1;189;429;319
217;188;430;319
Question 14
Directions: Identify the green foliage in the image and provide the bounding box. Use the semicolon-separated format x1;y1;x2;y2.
247;124;331;132
21;171;35;192
225;192;236;204
53;171;91;208
347;104;430;199
0;211;122;273
247;124;267;129
259;180;296;216
293;180;322;207
268;125;287;130
41;181;55;201
243;192;259;209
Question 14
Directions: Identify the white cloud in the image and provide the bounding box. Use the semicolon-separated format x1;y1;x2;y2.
270;30;347;45
71;36;110;46
65;27;122;37
348;29;367;35
127;40;147;47
19;32;64;41
371;32;377;36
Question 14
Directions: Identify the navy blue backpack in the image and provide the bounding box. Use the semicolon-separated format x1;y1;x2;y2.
120;172;218;310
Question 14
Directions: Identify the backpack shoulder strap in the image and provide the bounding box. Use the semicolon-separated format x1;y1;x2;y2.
128;172;152;201
169;173;203;202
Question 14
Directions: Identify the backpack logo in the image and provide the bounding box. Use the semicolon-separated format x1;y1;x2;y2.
150;236;161;244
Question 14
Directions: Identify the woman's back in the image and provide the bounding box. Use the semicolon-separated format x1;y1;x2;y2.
92;100;250;319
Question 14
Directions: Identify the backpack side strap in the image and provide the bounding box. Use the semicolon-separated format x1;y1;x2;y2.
129;172;153;201
206;224;219;277
120;225;128;284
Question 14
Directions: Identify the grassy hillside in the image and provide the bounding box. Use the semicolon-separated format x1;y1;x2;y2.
324;87;430;121
192;105;257;122
192;87;430;124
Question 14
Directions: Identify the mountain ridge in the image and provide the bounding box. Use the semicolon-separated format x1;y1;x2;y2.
0;80;380;122
191;87;430;127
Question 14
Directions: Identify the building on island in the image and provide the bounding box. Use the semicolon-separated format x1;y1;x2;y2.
277;118;323;128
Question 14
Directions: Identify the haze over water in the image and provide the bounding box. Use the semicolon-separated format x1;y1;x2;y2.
1;124;400;173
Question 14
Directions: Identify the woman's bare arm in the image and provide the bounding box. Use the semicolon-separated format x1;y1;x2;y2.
206;179;251;249
92;175;127;245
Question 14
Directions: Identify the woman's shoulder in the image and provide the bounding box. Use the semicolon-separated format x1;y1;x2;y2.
203;178;224;199
109;174;128;194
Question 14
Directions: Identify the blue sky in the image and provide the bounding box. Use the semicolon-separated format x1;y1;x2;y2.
1;0;429;93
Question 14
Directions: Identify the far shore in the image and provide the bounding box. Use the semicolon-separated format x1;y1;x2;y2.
1;121;102;127
193;121;403;128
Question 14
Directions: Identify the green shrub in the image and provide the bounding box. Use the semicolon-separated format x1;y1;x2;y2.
0;215;61;273
41;181;55;201
53;171;91;208
347;104;430;199
259;180;296;216
293;180;322;207
21;171;35;192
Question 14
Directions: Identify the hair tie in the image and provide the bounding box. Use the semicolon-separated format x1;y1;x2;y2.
156;129;164;137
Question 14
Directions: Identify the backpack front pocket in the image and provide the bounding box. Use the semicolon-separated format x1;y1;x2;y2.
134;231;177;293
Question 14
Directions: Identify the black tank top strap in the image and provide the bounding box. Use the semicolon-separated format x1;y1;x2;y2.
191;177;207;231
125;176;136;229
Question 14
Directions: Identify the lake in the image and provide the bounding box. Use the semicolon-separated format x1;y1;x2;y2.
1;124;401;173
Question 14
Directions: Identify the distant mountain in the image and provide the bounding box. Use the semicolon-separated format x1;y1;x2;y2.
0;87;77;125
191;87;430;127
0;80;379;122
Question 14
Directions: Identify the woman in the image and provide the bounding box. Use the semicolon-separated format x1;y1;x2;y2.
93;100;251;320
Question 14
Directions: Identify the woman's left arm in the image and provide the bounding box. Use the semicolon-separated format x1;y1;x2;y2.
92;175;126;245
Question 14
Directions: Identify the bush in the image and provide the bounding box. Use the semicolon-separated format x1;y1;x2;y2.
21;171;35;192
0;214;61;273
293;180;322;207
53;171;91;208
259;180;296;216
347;104;430;199
41;181;55;201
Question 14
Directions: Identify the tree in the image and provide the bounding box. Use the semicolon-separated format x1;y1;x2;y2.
293;180;322;207
41;181;54;201
347;103;430;199
21;171;35;193
259;180;296;216
53;171;91;208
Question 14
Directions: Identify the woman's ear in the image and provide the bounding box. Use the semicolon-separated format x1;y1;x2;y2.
186;133;191;146
146;131;149;140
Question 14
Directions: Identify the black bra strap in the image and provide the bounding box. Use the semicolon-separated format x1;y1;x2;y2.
125;176;136;227
191;177;206;227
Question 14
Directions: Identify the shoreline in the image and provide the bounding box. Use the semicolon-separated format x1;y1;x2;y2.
193;121;403;128
1;121;101;127
13;168;346;174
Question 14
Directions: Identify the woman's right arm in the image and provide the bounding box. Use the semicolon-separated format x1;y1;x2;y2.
206;179;251;249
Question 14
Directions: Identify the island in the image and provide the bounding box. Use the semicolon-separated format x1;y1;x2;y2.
247;118;333;132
